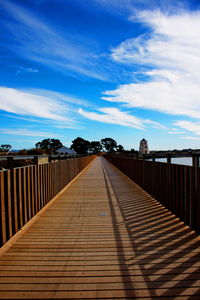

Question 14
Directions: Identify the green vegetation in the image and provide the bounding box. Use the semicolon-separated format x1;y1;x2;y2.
70;137;124;154
89;141;103;154
35;139;63;154
0;144;12;153
101;138;117;152
70;137;90;154
1;137;127;156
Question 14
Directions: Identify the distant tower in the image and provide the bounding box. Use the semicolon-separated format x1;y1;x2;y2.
139;138;149;154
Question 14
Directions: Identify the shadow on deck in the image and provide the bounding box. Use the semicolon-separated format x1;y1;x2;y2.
103;159;200;299
0;157;200;299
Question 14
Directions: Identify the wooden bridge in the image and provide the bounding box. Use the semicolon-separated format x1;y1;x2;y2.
1;156;200;299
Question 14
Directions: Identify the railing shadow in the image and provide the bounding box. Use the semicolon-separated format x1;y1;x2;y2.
103;158;200;299
101;165;138;299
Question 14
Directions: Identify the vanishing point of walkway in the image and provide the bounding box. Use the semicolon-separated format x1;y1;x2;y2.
1;157;200;299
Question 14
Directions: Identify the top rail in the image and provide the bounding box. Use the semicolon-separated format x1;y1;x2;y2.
0;154;93;170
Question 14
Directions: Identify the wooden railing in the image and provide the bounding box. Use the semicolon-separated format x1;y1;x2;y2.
106;155;200;234
0;155;96;247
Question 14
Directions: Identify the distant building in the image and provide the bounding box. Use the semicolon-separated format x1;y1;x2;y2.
57;146;76;155
139;138;149;154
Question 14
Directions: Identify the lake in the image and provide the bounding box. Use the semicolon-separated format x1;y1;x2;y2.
147;157;193;166
0;155;196;166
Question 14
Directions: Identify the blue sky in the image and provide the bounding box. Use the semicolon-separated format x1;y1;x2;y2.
1;0;200;150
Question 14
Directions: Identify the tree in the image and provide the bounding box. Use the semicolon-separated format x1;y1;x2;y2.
70;137;90;154
0;144;12;152
35;139;63;153
89;141;103;154
101;138;117;152
116;144;124;152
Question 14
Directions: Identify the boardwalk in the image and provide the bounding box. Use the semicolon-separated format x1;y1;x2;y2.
1;157;200;299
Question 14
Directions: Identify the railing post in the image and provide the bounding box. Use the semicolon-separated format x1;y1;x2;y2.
192;154;199;191
7;157;14;169
192;154;200;232
167;154;171;164
34;156;39;165
192;154;199;169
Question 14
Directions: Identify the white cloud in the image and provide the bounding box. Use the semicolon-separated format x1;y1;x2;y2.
78;107;164;129
0;87;85;126
29;89;88;107
0;129;62;137
168;131;185;134
103;10;200;119
0;87;68;121
174;120;200;136
3;114;80;129
180;137;200;140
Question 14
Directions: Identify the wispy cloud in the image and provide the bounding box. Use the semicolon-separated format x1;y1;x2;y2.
0;86;86;127
180;137;200;140
168;130;185;134
78;107;164;129
174;120;200;136
87;0;178;16
1;1;109;81
89;0;135;15
3;114;80;129
16;67;39;75
0;129;62;137
102;10;200;120
29;89;88;107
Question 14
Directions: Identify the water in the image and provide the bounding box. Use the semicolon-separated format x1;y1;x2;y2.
0;155;195;166
148;157;193;166
0;156;34;161
0;154;74;162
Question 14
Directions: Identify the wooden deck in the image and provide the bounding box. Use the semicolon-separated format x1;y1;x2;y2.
1;157;200;299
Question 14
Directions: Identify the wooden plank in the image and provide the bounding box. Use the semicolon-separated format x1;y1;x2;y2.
37;165;42;211
16;168;23;228
1;280;200;291
11;169;18;234
43;164;46;205
40;164;44;208
1;288;200;299
26;166;31;221
1;273;200;286
0;172;7;245
47;164;50;203
34;165;39;213
30;166;35;218
5;170;13;239
44;164;48;205
21;167;27;224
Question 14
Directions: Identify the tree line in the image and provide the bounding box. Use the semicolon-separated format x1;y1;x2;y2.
70;137;124;154
0;137;125;155
35;137;124;154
